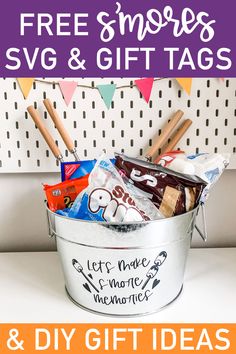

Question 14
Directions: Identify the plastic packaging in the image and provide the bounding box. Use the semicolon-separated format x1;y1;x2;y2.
115;153;207;217
61;159;116;181
68;156;163;222
156;152;230;201
44;175;89;212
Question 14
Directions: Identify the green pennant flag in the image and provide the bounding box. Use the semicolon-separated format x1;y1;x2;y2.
97;84;116;109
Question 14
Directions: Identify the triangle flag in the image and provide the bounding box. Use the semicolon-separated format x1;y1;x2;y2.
17;78;35;99
176;78;192;95
135;78;154;103
97;84;116;109
59;81;78;106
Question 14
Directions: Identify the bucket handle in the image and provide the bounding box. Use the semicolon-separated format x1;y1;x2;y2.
46;208;56;238
194;203;207;242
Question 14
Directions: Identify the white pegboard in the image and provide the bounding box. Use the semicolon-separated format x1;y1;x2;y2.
0;77;235;173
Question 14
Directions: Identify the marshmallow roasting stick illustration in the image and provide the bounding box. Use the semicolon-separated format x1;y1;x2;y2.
141;251;167;290
72;259;100;293
43;98;79;161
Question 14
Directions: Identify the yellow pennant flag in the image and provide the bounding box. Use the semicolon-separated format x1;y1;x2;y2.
17;78;35;99
176;78;192;95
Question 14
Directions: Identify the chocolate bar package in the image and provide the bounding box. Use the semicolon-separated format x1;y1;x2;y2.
115;154;207;217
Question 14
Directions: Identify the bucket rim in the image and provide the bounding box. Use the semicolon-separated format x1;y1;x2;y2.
45;201;199;226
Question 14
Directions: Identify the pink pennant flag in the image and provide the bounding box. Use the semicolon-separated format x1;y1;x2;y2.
135;78;154;103
59;81;78;106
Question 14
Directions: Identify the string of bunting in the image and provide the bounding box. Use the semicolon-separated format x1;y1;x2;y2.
16;77;224;108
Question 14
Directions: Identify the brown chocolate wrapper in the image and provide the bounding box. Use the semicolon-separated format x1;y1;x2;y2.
115;154;207;217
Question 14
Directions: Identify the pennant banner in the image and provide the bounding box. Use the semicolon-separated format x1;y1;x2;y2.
17;78;35;99
59;81;78;106
135;78;154;103
176;78;193;95
97;84;116;109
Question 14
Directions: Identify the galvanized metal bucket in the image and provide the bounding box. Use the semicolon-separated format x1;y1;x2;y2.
46;204;207;316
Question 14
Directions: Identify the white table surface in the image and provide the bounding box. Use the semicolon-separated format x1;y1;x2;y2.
0;248;235;323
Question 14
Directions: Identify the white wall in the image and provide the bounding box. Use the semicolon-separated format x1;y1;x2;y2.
0;170;235;252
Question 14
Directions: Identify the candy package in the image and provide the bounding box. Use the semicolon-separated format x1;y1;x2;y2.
68;156;163;222
156;152;230;201
61;159;116;181
44;175;89;212
61;160;96;181
115;153;207;218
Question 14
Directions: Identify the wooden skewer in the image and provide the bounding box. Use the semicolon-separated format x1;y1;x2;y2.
43;99;79;160
27;106;63;161
155;119;193;160
145;110;184;161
